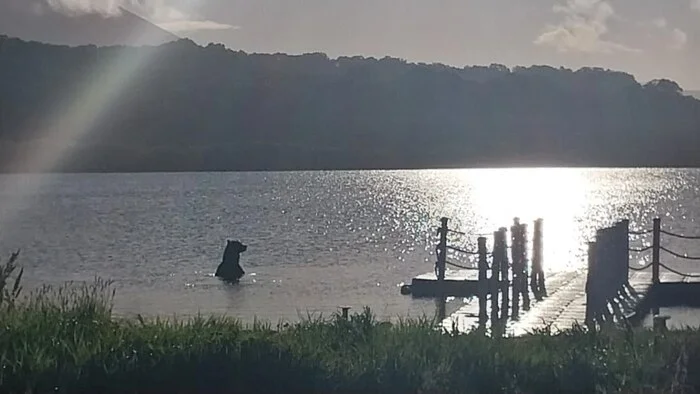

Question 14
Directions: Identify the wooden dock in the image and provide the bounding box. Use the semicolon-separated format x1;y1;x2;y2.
439;269;580;334
410;270;480;298
406;216;700;336
440;270;700;336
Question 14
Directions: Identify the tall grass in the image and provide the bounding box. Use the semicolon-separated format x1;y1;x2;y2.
0;250;22;308
1;253;700;393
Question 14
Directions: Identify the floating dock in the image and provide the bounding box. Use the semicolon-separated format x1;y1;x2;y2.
409;270;480;297
438;270;700;335
405;216;700;336
629;271;700;323
408;269;516;297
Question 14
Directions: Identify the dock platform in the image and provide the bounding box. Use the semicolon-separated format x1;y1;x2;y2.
409;269;481;297
439;270;700;336
409;216;700;337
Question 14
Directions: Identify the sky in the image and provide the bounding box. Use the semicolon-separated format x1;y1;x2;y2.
5;0;700;89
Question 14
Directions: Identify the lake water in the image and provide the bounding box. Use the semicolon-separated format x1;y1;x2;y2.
1;168;700;324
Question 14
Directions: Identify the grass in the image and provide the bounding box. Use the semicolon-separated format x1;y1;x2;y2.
1;254;700;393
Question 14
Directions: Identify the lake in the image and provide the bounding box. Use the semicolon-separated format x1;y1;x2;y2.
1;168;699;324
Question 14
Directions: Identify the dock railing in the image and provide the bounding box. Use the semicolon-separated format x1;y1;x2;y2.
585;217;700;328
627;217;700;281
432;217;546;333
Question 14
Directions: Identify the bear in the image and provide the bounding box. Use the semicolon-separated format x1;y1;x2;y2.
215;240;247;282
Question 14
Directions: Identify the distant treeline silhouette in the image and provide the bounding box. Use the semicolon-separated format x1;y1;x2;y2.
0;35;699;172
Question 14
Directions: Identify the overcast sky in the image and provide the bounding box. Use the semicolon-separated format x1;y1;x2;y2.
7;0;700;89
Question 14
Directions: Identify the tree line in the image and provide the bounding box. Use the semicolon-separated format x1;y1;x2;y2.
1;35;699;172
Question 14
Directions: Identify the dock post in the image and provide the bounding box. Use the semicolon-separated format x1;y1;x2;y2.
436;296;447;322
620;220;630;286
531;218;546;299
436;218;449;282
498;228;510;321
653;315;670;333
652;218;661;285
511;218;522;319
596;228;614;311
521;223;530;311
491;231;500;326
478;236;488;327
585;241;598;328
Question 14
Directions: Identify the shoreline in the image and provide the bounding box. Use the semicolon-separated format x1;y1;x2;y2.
2;165;700;175
2;261;700;392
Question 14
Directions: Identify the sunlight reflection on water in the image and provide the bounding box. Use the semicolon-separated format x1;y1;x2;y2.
0;168;695;323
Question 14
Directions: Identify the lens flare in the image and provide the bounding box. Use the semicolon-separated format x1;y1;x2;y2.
0;4;202;232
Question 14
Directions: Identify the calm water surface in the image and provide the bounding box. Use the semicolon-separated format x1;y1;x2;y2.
1;168;699;324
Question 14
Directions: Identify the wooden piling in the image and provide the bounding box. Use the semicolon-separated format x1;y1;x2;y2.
511;218;521;319
498;228;510;321
437;218;449;283
652;218;661;284
531;218;546;299
584;221;637;329
585;241;598;328
491;231;500;324
653;315;670;333
521;223;530;311
596;227;615;302
478;237;489;326
436;297;446;322
620;219;630;286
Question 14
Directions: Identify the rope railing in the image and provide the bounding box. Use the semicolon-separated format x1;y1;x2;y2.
660;246;700;261
585;217;700;325
660;230;700;240
658;262;700;278
445;228;495;237
629;263;653;271
629;229;653;235
445;261;480;270
628;245;653;253
434;218;494;283
446;245;480;255
423;216;544;332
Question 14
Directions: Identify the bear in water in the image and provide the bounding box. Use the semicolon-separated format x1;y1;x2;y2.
215;240;247;282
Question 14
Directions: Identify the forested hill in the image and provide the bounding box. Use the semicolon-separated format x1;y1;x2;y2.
1;35;699;173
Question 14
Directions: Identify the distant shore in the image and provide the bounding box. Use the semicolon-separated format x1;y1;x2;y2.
3;36;700;175
3;164;700;175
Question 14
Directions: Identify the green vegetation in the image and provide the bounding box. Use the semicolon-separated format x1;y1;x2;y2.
1;254;699;393
2;35;700;172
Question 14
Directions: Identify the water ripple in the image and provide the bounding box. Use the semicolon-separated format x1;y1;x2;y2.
0;168;695;323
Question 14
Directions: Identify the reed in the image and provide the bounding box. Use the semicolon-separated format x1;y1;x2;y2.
1;254;699;393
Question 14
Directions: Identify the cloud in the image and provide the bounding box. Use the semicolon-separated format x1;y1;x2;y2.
43;0;238;32
534;0;640;54
670;28;688;50
649;17;688;51
45;0;134;16
652;17;667;29
157;20;240;32
692;0;700;11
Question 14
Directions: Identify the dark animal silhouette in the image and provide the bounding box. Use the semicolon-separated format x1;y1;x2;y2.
215;240;247;282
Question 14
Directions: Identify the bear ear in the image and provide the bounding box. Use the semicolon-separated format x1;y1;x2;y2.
227;240;232;244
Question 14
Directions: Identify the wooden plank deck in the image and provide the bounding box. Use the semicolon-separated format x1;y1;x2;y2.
440;269;700;336
439;269;583;334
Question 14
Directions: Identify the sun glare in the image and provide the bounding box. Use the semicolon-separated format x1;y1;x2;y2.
0;4;202;233
455;168;591;272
